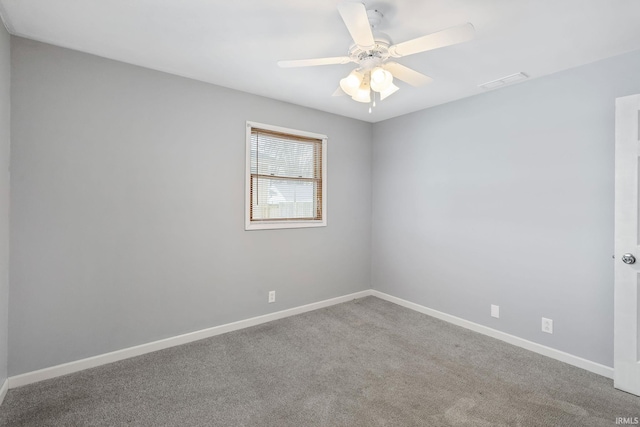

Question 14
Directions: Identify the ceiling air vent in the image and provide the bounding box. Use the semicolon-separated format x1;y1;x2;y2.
479;72;528;90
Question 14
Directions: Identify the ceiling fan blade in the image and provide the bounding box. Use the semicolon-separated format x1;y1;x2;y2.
337;1;375;49
278;57;351;68
332;87;346;97
383;62;433;87
389;23;475;57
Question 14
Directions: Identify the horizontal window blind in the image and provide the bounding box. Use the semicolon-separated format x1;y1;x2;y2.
250;128;323;222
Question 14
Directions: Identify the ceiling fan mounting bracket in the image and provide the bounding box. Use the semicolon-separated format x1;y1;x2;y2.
366;9;384;29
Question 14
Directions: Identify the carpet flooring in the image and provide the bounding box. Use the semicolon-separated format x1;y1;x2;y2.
0;296;638;426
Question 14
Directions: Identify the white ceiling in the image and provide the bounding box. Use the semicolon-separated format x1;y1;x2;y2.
1;0;640;123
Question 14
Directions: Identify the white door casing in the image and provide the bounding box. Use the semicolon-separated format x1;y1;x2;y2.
614;94;640;396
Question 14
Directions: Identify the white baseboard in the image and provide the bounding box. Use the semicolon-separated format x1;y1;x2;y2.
370;290;614;379
0;378;7;406
8;290;373;388
8;289;613;389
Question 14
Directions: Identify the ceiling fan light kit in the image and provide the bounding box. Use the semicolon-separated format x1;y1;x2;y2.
278;1;475;110
340;66;393;103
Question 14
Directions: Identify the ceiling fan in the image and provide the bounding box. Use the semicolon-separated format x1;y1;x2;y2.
277;1;475;108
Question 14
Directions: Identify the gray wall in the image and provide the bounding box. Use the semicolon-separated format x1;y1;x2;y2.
0;23;9;385
9;37;372;375
372;49;640;367
9;33;639;376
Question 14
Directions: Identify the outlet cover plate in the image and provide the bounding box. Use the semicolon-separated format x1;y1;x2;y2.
491;304;500;318
542;317;553;334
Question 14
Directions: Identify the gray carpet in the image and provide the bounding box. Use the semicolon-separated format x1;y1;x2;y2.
0;296;638;426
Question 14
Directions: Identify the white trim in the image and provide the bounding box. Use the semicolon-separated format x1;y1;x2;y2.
246;121;327;141
8;290;372;388
245;121;328;231
370;290;614;379
246;219;326;231
8;289;613;389
0;379;7;406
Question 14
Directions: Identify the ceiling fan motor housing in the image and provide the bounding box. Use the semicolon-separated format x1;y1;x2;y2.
349;33;391;71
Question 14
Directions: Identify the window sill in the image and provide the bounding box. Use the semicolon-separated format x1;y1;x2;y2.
245;220;327;231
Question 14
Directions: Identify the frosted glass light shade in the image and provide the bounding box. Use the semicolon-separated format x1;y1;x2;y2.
370;68;393;92
339;71;363;97
379;82;399;100
352;87;371;103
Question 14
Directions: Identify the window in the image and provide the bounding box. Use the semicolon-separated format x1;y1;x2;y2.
245;122;327;230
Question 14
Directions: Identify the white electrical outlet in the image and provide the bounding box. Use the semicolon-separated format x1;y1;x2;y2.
542;317;553;334
491;304;500;318
268;290;276;303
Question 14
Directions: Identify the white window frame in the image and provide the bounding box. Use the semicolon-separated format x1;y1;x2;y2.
245;121;327;231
